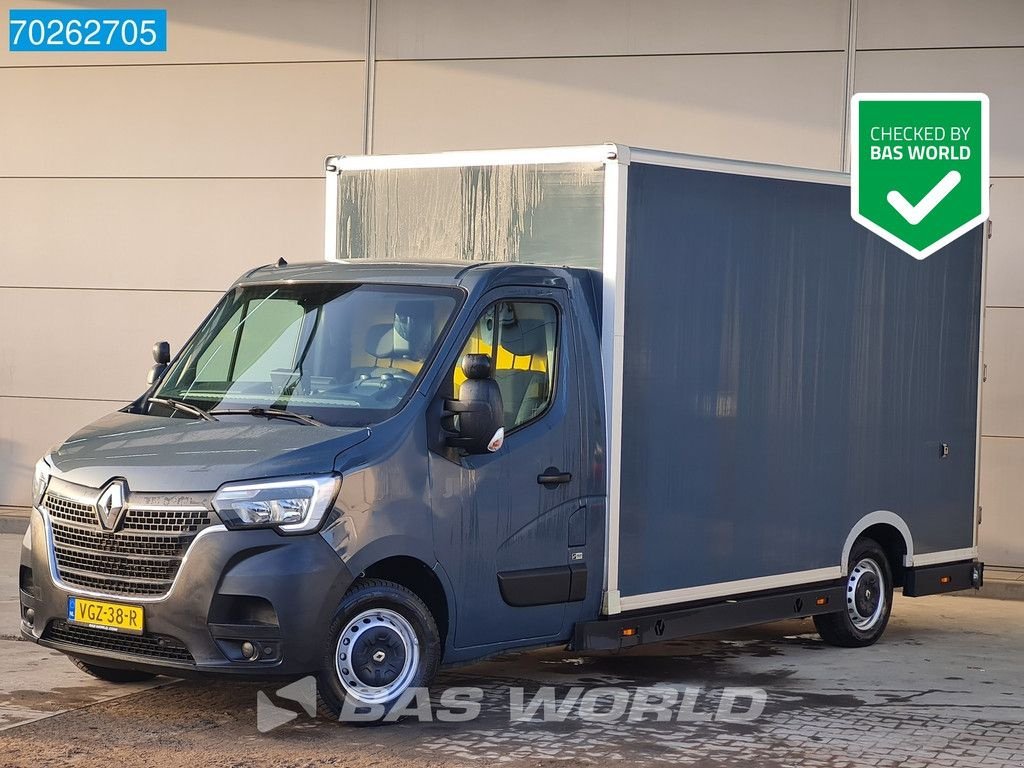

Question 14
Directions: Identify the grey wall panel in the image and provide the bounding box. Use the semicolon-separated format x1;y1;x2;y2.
0;396;119;507
0;178;324;291
0;62;364;177
987;180;1024;308
0;0;367;67
0;288;219;401
979;436;1024;566
846;22;1024;571
981;308;1024;438
858;0;1024;50
376;0;848;59
853;48;1024;176
373;54;846;169
617;163;982;597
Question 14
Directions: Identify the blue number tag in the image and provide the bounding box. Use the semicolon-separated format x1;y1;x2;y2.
9;9;167;52
67;596;76;621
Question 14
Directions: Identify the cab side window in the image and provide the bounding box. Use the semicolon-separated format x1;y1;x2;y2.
454;301;558;431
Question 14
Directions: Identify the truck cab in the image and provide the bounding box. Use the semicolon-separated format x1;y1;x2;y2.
21;260;607;715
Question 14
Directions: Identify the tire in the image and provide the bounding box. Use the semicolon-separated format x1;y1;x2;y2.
316;578;441;724
70;656;156;683
814;538;894;648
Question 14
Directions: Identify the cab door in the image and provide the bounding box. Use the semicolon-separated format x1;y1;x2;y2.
428;286;583;649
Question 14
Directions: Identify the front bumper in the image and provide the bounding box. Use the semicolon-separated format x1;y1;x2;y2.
19;507;353;679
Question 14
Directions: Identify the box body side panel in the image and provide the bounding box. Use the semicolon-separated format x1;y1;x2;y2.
616;163;982;599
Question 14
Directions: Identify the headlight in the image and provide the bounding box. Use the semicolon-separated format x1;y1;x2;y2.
32;457;51;506
212;475;340;534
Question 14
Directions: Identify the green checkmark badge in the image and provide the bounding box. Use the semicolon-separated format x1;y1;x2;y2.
851;93;989;260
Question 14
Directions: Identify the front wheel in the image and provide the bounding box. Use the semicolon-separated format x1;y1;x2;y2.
317;578;441;723
814;538;894;647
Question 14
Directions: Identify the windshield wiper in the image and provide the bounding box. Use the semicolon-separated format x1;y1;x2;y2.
210;407;324;427
148;396;218;422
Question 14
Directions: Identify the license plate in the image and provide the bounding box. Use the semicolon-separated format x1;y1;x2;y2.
67;597;144;635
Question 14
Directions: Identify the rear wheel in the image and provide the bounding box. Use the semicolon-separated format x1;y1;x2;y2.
70;657;156;683
815;538;894;647
317;578;441;723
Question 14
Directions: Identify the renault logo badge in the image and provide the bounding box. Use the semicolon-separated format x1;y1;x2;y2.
96;480;128;531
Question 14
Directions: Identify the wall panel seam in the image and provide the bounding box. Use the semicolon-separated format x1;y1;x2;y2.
856;45;1024;53
362;0;377;154
0;395;126;404
0;59;363;71
373;49;844;64
0;176;322;180
0;286;224;294
839;0;858;171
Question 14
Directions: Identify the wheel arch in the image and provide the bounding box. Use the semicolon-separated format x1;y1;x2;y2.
360;555;451;651
842;511;914;586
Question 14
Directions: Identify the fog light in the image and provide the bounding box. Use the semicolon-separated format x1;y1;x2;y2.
24;607;34;623
241;641;258;660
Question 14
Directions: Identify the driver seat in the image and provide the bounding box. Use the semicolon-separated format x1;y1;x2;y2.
358;324;414;378
358;300;435;380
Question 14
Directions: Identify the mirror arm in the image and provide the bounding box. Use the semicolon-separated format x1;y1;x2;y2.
442;399;472;416
442;398;493;449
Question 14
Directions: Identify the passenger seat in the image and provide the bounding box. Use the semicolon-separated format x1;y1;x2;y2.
494;317;551;427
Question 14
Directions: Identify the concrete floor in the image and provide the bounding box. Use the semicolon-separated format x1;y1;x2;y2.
1;531;1022;767
1;529;25;640
0;531;166;732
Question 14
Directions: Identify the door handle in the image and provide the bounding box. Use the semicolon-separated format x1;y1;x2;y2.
537;467;572;487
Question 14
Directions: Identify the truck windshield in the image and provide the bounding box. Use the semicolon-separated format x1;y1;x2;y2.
151;283;460;427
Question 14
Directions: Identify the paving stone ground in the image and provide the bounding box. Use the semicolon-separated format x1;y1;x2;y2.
0;593;1020;766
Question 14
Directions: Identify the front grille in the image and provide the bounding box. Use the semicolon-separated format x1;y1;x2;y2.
54;546;179;581
46;494;98;527
123;508;209;533
51;521;186;559
43;620;194;664
45;489;212;597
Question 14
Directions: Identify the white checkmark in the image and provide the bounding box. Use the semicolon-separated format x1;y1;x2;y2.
886;170;962;225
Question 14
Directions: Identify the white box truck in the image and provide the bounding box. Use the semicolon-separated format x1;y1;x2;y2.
21;145;983;719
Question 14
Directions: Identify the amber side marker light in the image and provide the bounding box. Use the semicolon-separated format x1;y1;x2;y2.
815;596;829;606
940;575;951;585
621;627;638;637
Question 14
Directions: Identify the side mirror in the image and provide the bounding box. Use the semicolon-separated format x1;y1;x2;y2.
147;341;171;386
443;354;504;454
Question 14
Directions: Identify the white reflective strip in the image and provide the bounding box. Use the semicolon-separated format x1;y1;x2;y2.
618;567;844;612
911;548;978;567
